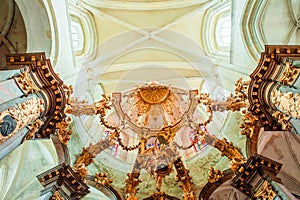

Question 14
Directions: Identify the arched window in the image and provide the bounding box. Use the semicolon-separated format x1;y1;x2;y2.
216;16;231;47
70;21;84;53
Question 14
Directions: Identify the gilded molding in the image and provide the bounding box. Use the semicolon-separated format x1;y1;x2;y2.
95;172;113;187
50;191;64;200
73;139;112;179
271;90;300;119
253;180;277;200
13;67;40;96
0;97;44;142
26;119;44;140
208;167;224;183
174;157;196;200
272;111;292;130
204;134;245;172
278;60;300;86
240;111;259;139
212;78;250;112
56;116;73;145
125;172;141;200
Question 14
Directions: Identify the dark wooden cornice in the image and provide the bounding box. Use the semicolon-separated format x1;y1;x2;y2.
248;45;300;131
5;52;68;138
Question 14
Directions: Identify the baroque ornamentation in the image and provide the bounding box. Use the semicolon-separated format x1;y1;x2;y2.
72;163;88;180
65;98;95;116
197;93;213;126
240;110;259;139
271;90;300;119
26;119;44;140
56;116;73;145
13;67;40;96
203;134;245;172
50;191;64;200
73;139;112;179
0;97;44;143
253;180;277;200
278;60;300;86
211;78;249;112
208;167;224;183
272;111;292;130
95;172;113;187
174;157;196;200
212;137;244;161
151;191;169;200
125;172;141;200
138;83;170;104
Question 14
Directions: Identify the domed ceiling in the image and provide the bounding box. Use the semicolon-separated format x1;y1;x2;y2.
65;0;247;198
1;0;300;199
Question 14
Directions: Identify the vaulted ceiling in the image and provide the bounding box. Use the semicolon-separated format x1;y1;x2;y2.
0;0;299;199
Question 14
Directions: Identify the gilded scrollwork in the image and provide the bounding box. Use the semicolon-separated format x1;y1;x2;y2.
125;172;142;200
253;180;277;200
278;60;300;86
211;78;249;112
73;139;112;179
203;134;245;172
56;116;73;145
26;119;44;140
72;163;88;180
94;94;112;117
0;97;44;143
272;110;292;130
13;67;41;96
174;157;196;200
65;98;95;116
240;110;259;139
271;90;300;119
95;172;113;187
208;167;224;183
50;191;64;200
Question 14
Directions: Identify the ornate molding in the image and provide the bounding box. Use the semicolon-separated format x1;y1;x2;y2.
278;60;300;86
73;139;112;179
272;111;292;131
0;97;44;143
271;90;300;119
37;163;90;199
94;172;113;187
231;153;282;197
208;167;224;183
26;119;44;140
6;53;71;138
211;78;250;112
203;134;245;173
240;111;259;139
56;116;73;145
174;157;196;200
253;180;277;200
13;67;40;96
248;45;300;130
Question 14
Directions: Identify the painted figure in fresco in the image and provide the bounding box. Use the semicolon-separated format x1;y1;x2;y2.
0;115;17;137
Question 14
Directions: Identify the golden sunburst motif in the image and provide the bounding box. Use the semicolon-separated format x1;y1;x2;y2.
138;83;170;105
